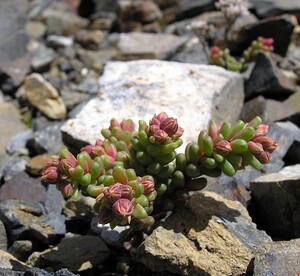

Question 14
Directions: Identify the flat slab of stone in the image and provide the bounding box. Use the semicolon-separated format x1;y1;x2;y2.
61;60;244;150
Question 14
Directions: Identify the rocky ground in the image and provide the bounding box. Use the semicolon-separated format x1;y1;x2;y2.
0;0;300;275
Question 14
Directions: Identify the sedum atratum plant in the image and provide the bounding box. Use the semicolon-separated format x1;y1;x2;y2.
42;113;277;230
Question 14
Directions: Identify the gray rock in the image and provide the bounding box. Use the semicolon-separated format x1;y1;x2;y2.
8;240;33;262
240;96;296;124
0;220;7;251
0;249;30;271
117;32;188;60
27;235;110;272
138;191;271;275
0;103;27;155
26;121;65;156
76;70;100;94
24;73;67;120
2;158;28;182
94;0;118;13
60;87;90;111
30;44;56;72
245;53;296;99
100;225;128;248
61;60;244;150
0;200;62;244
250;0;300;21
0;171;45;202
0;267;78;276
6;130;33;156
171;37;209;64
250;164;300;240
47;35;74;49
44;185;66;238
253;239;300;276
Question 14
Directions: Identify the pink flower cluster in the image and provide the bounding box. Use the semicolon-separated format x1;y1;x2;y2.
147;112;184;144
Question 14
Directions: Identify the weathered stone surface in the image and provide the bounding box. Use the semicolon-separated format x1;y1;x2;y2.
61;60;244;150
8;240;33;262
250;164;300;240
27;235;110;272
245;53;296;99
253;239;300;275
117;32;188;60
138;192;271;275
75;30;105;50
0;103;27;154
0;267;77;276
0;200;62;244
30;44;56;72
0;250;30;271
229;14;298;56
250;0;300;21
240;96;296;123
24;73;67;120
26;121;65;155
0;220;7;251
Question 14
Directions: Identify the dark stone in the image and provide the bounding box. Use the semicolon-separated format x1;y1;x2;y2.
8;240;33;262
30;44;56;73
0;267;77;276
229;14;298;56
27;235;110;272
240;96;296;124
250;164;300;240
253;239;300;275
26;122;65;156
0;171;46;202
0;199;63;244
251;0;300;21
284;139;300;165
174;0;215;21
245;53;296;100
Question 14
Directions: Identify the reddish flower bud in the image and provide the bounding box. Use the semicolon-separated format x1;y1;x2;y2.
120;184;135;199
258;151;270;164
215;140;232;155
42;166;58;183
148;124;159;136
153;129;169;144
248;141;264;154
95;139;104;146
150;112;168;126
60;183;74;198
140;179;155;195
98;208;114;224
253;136;277;153
104;183;123;205
254;124;269;137
160;117;178;136
173;126;184;140
211;46;220;54
112;198;134;219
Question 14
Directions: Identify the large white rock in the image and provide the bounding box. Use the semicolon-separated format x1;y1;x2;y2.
61;60;244;149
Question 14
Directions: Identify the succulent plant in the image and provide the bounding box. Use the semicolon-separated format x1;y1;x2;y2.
210;37;275;72
42;113;277;230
